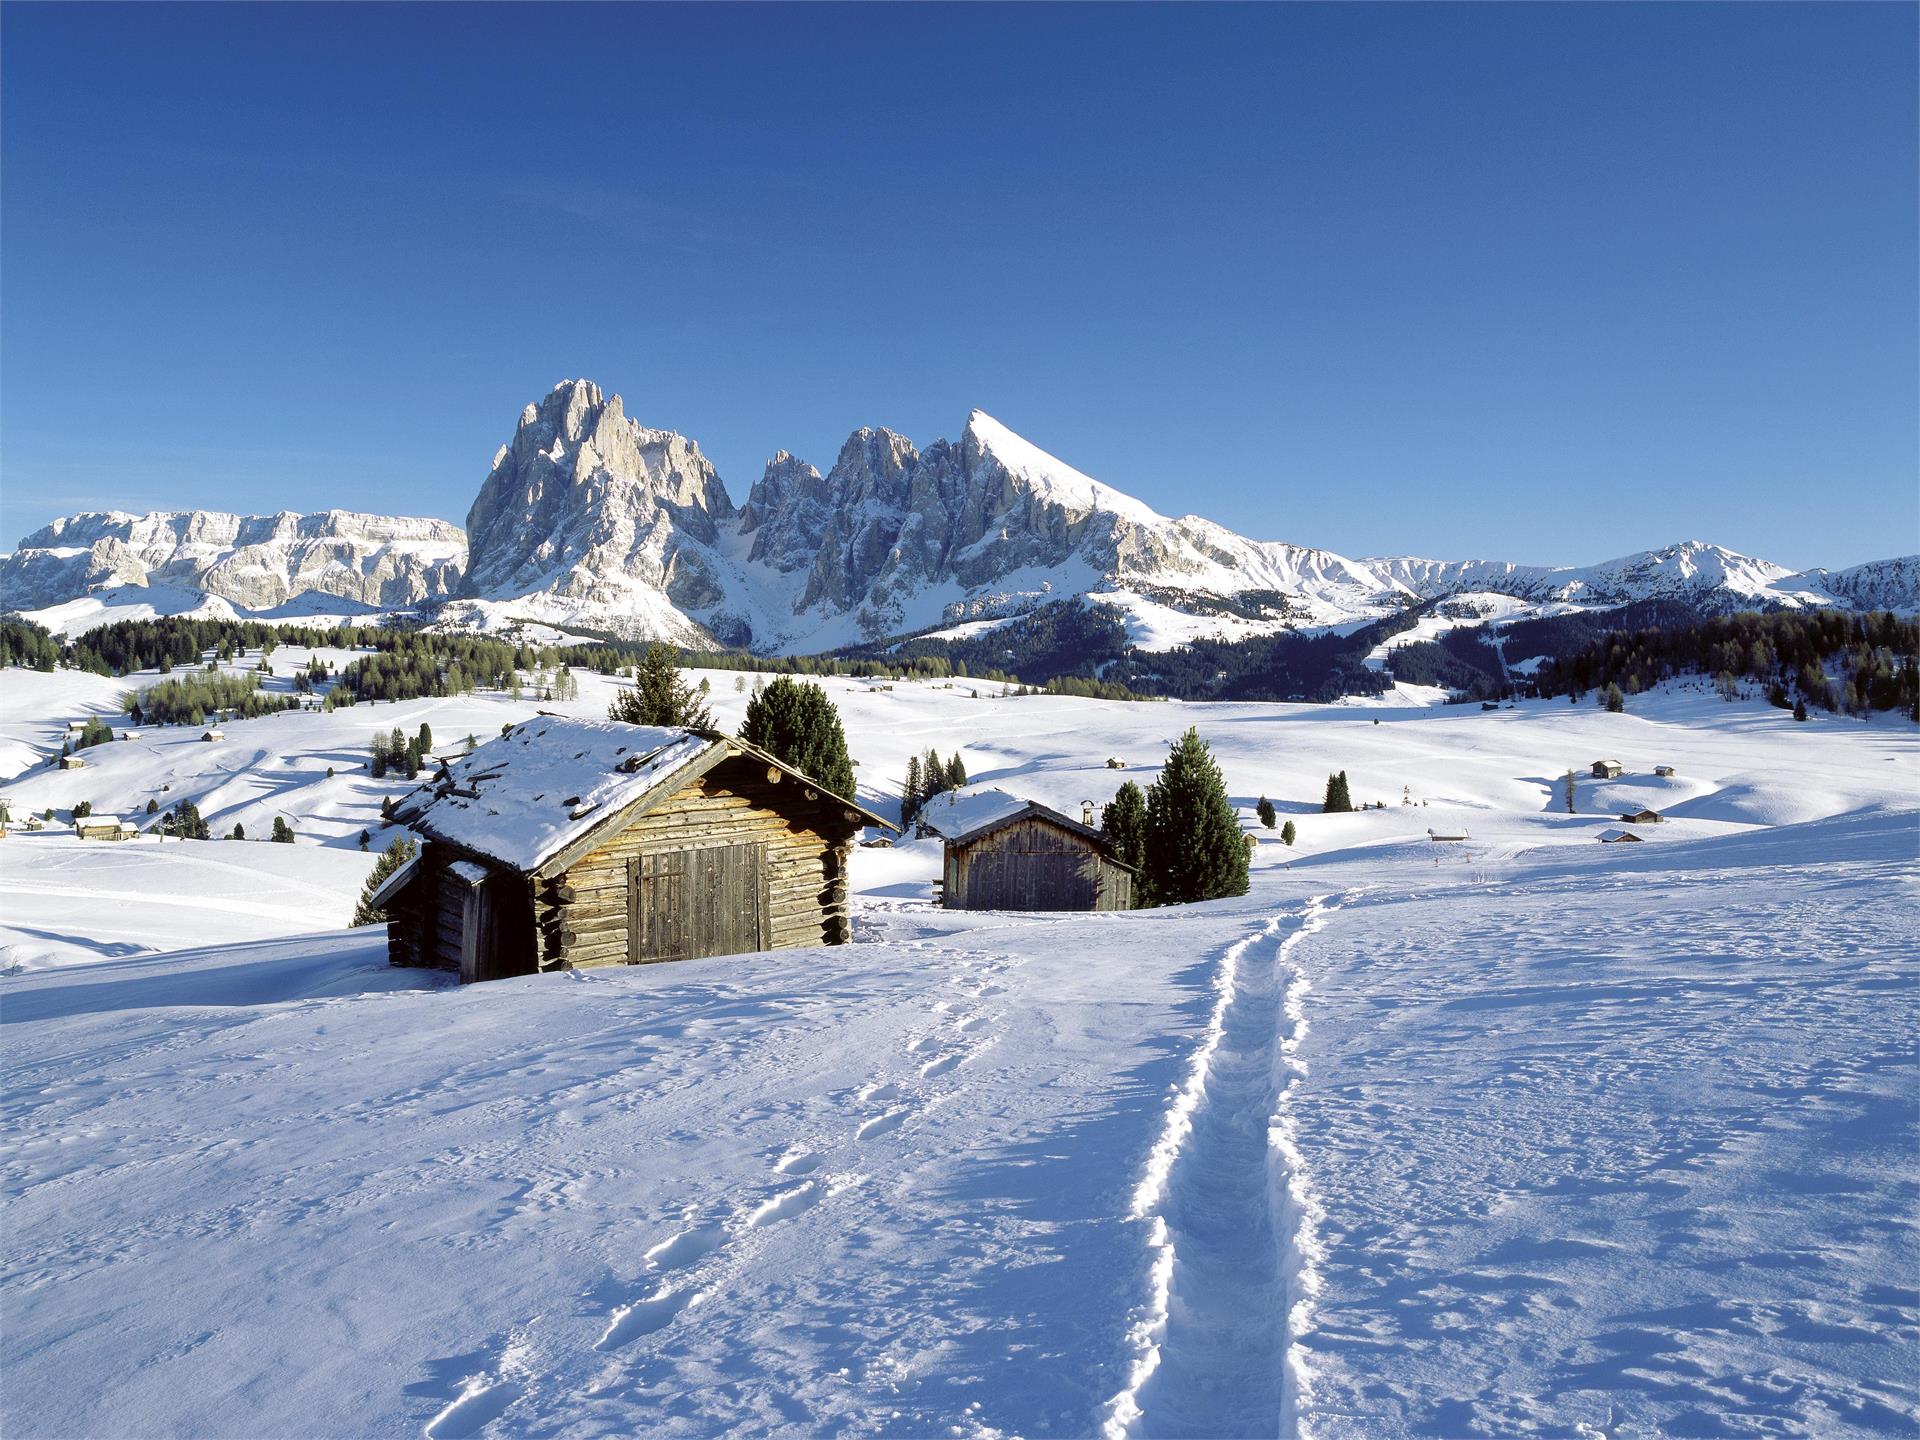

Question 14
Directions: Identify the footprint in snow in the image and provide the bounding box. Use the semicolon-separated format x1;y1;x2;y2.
907;1035;939;1055
919;1053;961;1079
746;1181;820;1228
594;1285;697;1351
643;1225;723;1272
774;1149;821;1176
855;1109;909;1141
954;1014;987;1034
424;1379;521;1439
857;1081;900;1104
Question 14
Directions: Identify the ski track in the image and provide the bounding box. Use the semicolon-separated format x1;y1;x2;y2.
1105;895;1344;1440
420;938;1017;1435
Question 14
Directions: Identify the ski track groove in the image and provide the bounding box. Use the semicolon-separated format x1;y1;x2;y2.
1104;894;1344;1440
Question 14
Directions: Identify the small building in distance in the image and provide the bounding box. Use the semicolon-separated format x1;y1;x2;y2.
1591;759;1624;779
73;815;136;841
202;728;225;742
56;754;86;770
1620;806;1664;824
1597;827;1644;844
920;787;1135;912
1427;826;1470;842
1653;764;1677;778
378;718;892;984
1105;757;1127;770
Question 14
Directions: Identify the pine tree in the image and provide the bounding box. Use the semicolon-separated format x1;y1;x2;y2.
1256;796;1277;829
739;676;857;800
1321;771;1354;813
1142;728;1249;905
903;754;924;824
609;644;713;728
358;829;371;852
230;823;246;840
1604;682;1625;714
145;798;159;815
271;816;294;844
167;799;209;840
1793;696;1808;722
946;752;968;789
351;837;418;927
417;722;433;753
1280;820;1297;846
1100;780;1149;900
1563;767;1578;813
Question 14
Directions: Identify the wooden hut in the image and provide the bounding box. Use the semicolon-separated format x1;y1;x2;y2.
73;815;135;841
1653;764;1676;778
1590;759;1624;779
376;718;892;984
923;788;1134;912
202;728;225;742
56;754;86;770
1619;806;1664;824
1597;827;1644;844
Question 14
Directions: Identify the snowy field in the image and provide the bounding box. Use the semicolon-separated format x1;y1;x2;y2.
1;662;1915;1437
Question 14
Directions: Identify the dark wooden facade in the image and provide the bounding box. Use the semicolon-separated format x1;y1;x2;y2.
942;805;1134;912
385;736;885;984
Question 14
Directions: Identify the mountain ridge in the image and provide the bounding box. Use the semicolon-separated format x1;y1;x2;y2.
5;378;1914;643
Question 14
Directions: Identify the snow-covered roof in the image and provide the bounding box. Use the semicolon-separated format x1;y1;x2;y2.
392;717;892;875
919;785;1128;863
1597;828;1644;843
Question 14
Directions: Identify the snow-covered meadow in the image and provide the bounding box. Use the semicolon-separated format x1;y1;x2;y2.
1;658;1914;1437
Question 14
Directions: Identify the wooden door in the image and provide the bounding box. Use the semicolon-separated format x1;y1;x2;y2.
629;843;769;964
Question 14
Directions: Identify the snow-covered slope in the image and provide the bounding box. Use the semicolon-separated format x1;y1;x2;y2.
11;381;1915;647
0;509;465;620
2;665;1914;1438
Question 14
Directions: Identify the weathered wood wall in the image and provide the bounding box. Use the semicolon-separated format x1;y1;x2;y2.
944;816;1132;912
532;755;859;972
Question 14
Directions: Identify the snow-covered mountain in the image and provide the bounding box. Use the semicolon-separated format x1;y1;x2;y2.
8;378;1915;645
0;510;466;616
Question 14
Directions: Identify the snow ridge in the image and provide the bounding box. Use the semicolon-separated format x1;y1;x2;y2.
1105;897;1339;1440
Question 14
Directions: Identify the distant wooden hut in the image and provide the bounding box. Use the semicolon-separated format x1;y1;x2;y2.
1620;806;1664;824
73;815;135;841
1597;827;1644;843
56;754;86;770
1427;827;1469;842
201;728;225;742
923;789;1135;912
377;718;892;984
1590;759;1624;779
1105;757;1126;770
1653;764;1677;778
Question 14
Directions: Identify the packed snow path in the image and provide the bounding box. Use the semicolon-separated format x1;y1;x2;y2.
1108;897;1341;1439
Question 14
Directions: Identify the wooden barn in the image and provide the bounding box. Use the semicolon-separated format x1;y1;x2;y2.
1620;806;1664;824
1591;759;1624;779
1597;827;1644;844
376;717;892;984
924;788;1135;912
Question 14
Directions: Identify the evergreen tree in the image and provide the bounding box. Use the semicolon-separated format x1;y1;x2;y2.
1256;796;1277;829
739;676;857;800
1321;771;1354;813
1793;696;1808;722
1142;728;1249;905
166;798;209;840
145;798;159;815
72;800;93;819
946;752;968;789
417;721;433;753
351;837;418;927
271;816;294;843
358;829;371;852
1280;820;1297;846
903;755;924;824
230;822;246;840
1563;767;1578;814
1100;780;1149;901
1604;682;1625;713
608;643;713;728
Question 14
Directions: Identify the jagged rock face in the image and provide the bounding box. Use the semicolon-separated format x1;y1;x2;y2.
461;379;735;625
1362;542;1826;613
0;509;466;612
1779;556;1920;613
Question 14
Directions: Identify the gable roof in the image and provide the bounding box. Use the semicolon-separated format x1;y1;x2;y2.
390;717;893;875
1597;827;1644;843
920;786;1136;870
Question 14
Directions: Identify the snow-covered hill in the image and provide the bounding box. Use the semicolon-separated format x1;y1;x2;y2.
10;380;1916;646
1;663;1914;1438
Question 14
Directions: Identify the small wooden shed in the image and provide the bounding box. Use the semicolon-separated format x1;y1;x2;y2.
925;789;1134;912
202;728;225;742
378;718;892;984
56;754;86;770
1591;759;1624;779
1653;764;1676;778
73;815;136;841
1597;827;1644;843
1620;806;1664;824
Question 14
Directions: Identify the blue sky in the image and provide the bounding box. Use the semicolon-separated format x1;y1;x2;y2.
2;2;1913;568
